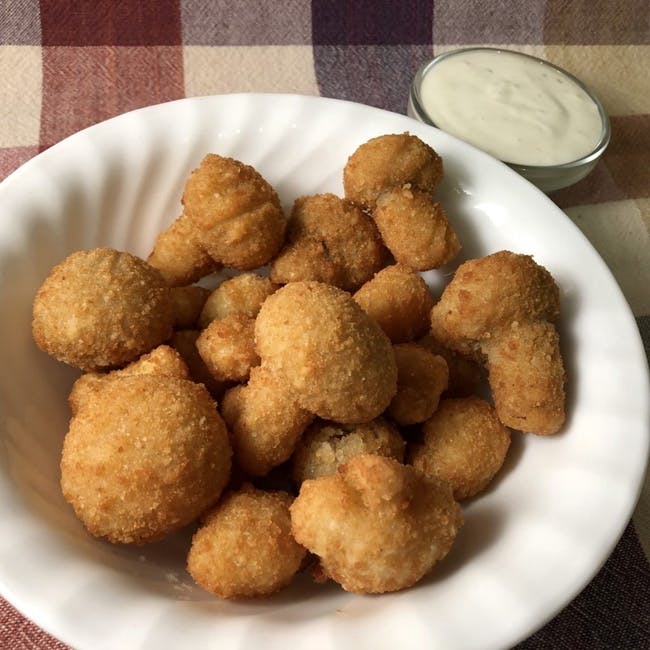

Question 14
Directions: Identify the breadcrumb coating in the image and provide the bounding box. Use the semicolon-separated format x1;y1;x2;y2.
199;273;277;329
182;154;286;270
270;193;387;291
196;313;259;383
147;213;220;287
484;321;565;435
61;375;232;544
69;344;189;415
343;133;443;209
354;265;434;344
188;486;306;598
373;186;459;271
387;343;449;425
32;248;175;371
409;397;511;500
221;366;314;477
291;454;462;594
430;250;560;345
256;282;397;423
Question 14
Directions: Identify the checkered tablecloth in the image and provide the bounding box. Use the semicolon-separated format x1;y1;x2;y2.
1;1;648;648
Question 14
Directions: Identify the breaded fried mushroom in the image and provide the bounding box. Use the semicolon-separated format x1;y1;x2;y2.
182;154;286;270
291;417;405;484
387;344;449;426
199;273;277;329
196;313;259;383
270;193;387;291
221;366;314;477
343;133;443;209
373;186;460;270
32;248;175;371
430;251;560;343
61;375;232;544
188;486;305;599
354;265;434;344
484;321;565;435
69;344;189;415
409;397;511;500
256;282;397;423
430;251;565;434
291;454;462;594
147;213;221;287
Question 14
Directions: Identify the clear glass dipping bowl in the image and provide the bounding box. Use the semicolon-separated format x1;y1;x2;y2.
408;47;611;193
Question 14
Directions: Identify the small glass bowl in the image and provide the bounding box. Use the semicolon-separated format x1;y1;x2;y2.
407;48;611;193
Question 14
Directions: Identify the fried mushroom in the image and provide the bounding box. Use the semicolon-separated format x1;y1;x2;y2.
188;486;305;599
354;265;434;344
343;133;443;209
199;273;277;329
291;417;405;484
196;313;259;383
387;343;449;425
373;186;460;270
221;366;314;477
32;248;175;371
291;454;462;594
270;193;386;291
409;397;511;500
147;213;221;287
182;154;286;270
255;282;397;423
61;375;232;544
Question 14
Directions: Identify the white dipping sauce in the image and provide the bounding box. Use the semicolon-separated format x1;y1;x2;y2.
419;49;603;166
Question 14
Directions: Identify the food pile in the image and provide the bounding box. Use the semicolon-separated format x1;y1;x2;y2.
31;133;566;598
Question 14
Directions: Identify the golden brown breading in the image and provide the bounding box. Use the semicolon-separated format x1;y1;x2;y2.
198;273;277;329
387;344;449;426
68;344;189;415
429;251;565;434
269;193;387;291
353;265;434;344
409;397;511;500
343;133;443;209
171;285;211;329
430;250;560;345
291;417;405;484
290;454;462;594
484;321;565;435
196;313;259;383
147;213;221;287
187;486;306;598
221;366;314;477
61;375;232;544
32;248;175;371
373;186;460;271
169;330;226;400
182;154;286;270
255;282;397;423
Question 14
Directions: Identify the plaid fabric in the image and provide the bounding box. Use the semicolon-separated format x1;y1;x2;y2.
1;1;648;648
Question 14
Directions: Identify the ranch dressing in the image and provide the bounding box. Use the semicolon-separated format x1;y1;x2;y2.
418;49;603;166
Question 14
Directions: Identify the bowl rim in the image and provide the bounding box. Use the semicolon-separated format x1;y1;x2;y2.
409;46;611;171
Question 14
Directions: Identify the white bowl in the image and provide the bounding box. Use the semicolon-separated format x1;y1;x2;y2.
0;94;647;650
